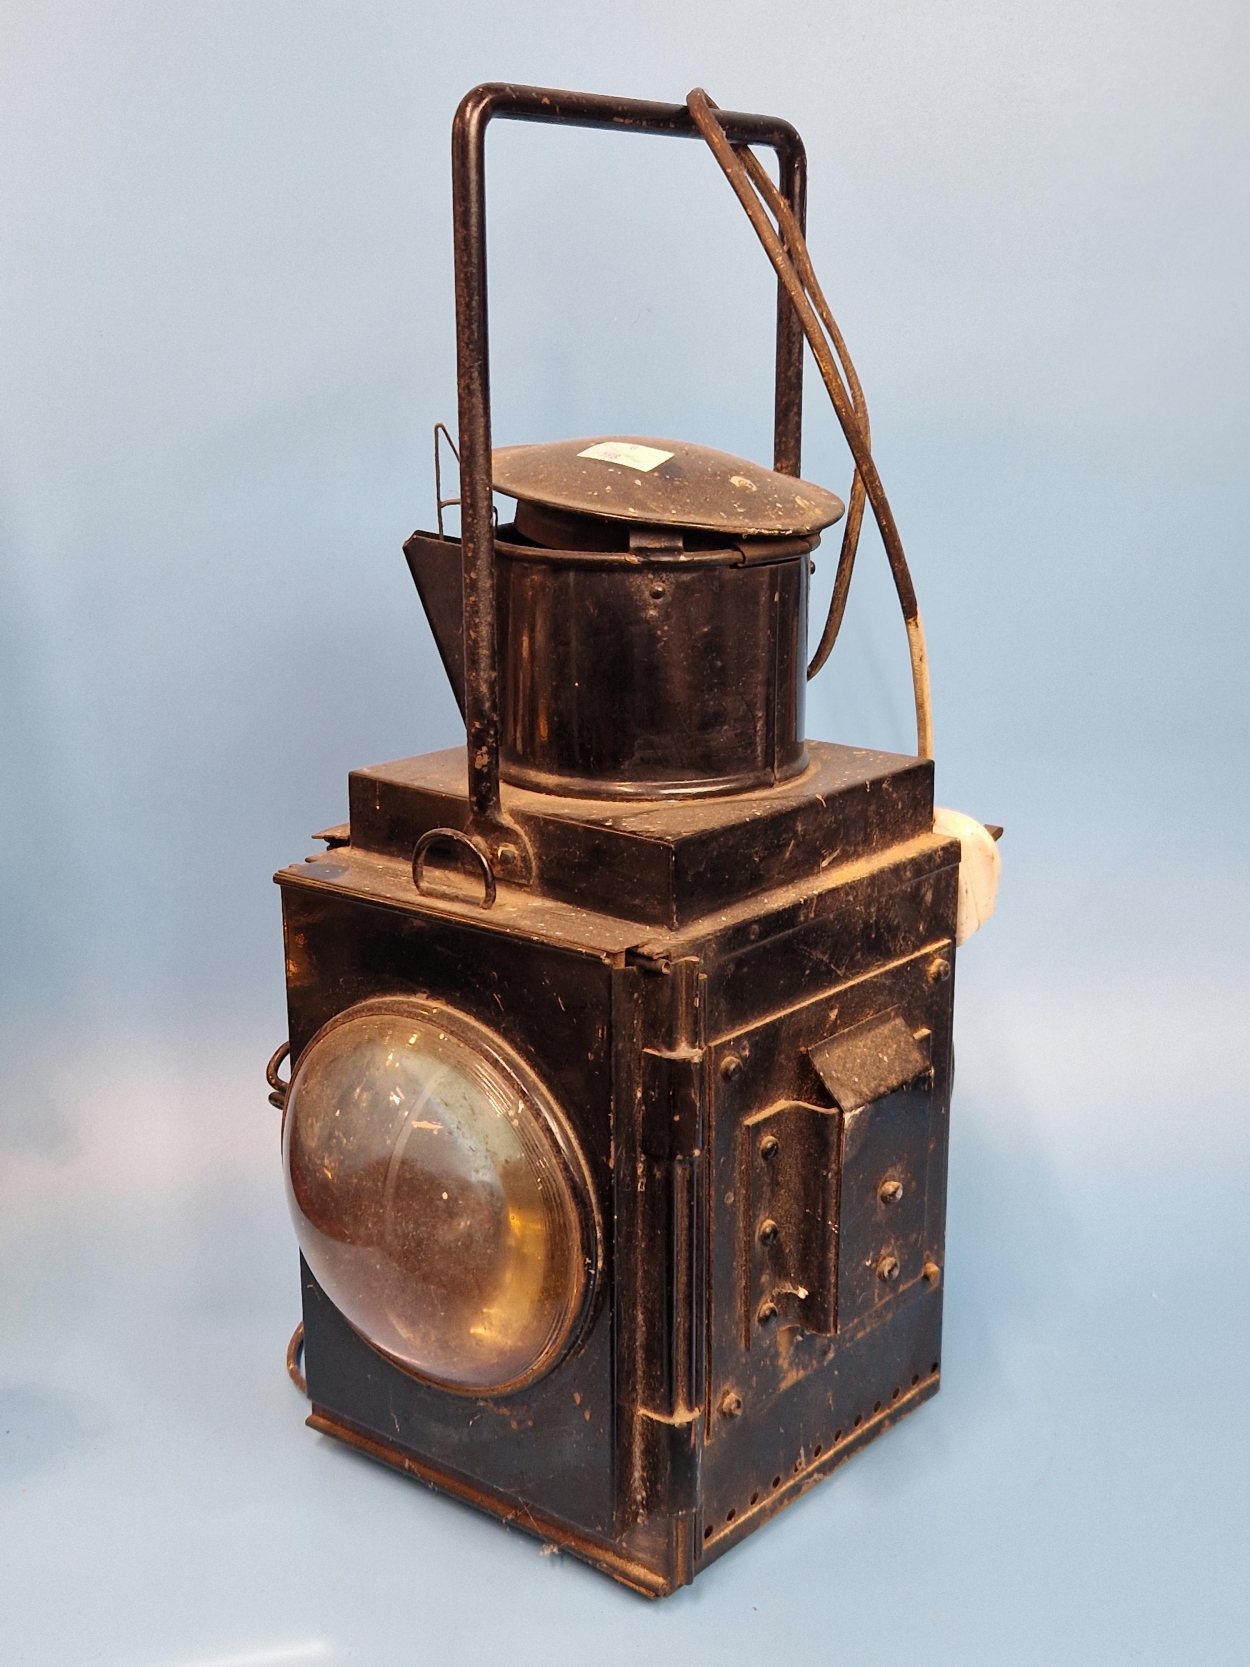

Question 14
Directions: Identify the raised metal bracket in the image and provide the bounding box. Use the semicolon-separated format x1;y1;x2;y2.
808;1009;931;1111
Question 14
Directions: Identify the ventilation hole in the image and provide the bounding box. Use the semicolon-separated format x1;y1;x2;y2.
750;1491;759;1506
834;1429;843;1442
911;1373;920;1387
931;1361;940;1375
726;1507;736;1523
813;1443;823;1458
891;1386;900;1401
853;1414;862;1428
873;1401;881;1413
704;1525;713;1540
772;1474;782;1489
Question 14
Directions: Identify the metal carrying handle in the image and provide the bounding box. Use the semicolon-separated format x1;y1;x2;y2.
450;82;809;840
412;826;497;909
287;1321;307;1397
266;1042;291;1110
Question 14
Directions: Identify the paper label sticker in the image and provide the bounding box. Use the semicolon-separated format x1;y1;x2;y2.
577;441;674;473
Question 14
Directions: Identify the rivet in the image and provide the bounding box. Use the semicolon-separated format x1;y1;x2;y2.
496;844;518;869
878;1178;904;1206
720;1390;744;1418
759;1134;779;1161
758;1218;779;1245
757;1300;778;1326
720;1054;743;1081
877;1254;901;1282
926;956;951;985
923;1260;941;1285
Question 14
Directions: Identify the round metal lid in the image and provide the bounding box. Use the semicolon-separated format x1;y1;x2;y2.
492;436;845;539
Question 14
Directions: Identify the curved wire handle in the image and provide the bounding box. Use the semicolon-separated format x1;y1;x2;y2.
412;827;497;909
265;1042;290;1110
287;1322;307;1397
687;88;933;760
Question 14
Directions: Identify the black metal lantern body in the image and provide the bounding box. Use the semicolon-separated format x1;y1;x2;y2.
279;743;955;1596
273;85;962;1597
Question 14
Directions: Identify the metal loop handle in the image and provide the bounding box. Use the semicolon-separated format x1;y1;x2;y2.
287;1321;307;1397
266;1042;291;1110
449;82;808;830
412;827;497;909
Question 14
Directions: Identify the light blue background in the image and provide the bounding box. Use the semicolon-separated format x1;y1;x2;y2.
2;3;1247;1662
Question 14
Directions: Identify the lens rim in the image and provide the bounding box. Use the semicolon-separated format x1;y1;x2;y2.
284;994;603;1397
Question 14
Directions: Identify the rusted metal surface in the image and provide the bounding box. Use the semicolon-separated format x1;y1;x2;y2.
492;437;843;538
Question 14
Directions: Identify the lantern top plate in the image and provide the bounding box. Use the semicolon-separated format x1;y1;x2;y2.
492;436;845;539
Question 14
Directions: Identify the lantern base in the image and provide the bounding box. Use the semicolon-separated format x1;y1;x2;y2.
304;1366;940;1599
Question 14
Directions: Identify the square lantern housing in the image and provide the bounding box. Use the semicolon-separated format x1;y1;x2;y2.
277;741;957;1596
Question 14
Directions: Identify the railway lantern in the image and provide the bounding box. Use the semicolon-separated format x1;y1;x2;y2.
269;82;999;1596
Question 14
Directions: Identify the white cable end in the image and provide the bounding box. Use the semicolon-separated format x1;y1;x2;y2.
933;808;1001;945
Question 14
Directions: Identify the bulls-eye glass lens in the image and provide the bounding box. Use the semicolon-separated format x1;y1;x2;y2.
284;1004;589;1393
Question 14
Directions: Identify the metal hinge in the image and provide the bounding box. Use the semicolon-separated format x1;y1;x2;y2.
641;1046;705;1161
